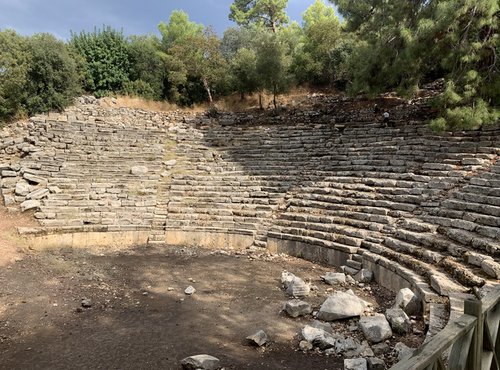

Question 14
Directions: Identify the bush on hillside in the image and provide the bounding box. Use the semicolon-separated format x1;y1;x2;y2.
24;33;81;115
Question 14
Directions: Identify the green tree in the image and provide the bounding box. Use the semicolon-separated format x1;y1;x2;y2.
332;0;500;130
0;30;30;122
293;0;343;86
229;0;289;32
173;28;229;104
158;10;203;49
230;47;260;99
24;33;81;115
70;26;130;97
126;35;166;99
256;31;293;109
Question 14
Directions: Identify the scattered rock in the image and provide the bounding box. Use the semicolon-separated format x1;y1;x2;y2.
321;272;346;285
344;358;368;370
394;342;414;361
81;298;92;308
385;308;412;334
284;300;312;318
394;288;421;316
359;314;393;343
367;357;386;370
184;286;196;295
301;325;337;350
181;354;220;370
281;271;310;298
15;180;30;196
246;330;268;347
299;340;313;352
20;199;40;212
317;290;368;321
163;159;177;167
309;320;333;334
130;166;148;175
354;269;373;283
334;337;358;353
372;343;390;356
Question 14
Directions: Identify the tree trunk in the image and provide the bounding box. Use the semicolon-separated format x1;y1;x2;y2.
203;78;213;105
258;93;263;110
240;91;245;101
273;84;277;111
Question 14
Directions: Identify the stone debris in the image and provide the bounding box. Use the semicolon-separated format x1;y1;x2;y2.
15;180;30;196
246;330;268;347
344;358;368;370
481;259;500;279
394;342;415;361
184;286;196;295
130;166;148;175
321;272;346;285
301;325;337;350
299;340;313;352
359;314;393;343
317;290;369;321
21;199;40;212
393;288;421;316
181;354;220;370
281;271;310;298
367;357;386;370
385;308;412;334
284;300;312;318
81;298;92;308
354;269;373;283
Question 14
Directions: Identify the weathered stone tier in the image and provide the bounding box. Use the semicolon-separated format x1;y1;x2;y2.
1;100;499;335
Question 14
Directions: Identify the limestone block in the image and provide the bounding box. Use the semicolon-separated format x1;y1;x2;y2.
359;314;393;343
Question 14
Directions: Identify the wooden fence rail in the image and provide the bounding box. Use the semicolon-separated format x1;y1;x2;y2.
391;288;500;370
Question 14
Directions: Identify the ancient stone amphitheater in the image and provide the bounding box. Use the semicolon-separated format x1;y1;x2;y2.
1;96;499;346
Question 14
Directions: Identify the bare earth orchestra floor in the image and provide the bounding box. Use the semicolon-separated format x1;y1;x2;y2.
0;245;423;370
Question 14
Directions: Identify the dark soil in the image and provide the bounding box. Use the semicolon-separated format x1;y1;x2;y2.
0;245;423;370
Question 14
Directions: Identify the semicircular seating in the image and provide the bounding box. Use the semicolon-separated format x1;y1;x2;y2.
1;101;499;339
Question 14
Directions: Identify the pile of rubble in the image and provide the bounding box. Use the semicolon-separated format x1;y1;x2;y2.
182;268;423;370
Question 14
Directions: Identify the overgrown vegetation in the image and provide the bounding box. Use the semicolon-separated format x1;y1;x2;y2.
0;0;498;130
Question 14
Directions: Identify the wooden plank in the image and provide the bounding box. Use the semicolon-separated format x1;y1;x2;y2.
465;299;483;370
390;315;476;370
449;327;474;370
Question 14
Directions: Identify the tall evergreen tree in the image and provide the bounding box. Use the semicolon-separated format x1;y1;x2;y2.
331;0;499;130
229;0;289;32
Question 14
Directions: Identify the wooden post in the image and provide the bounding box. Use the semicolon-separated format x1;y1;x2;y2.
464;299;483;370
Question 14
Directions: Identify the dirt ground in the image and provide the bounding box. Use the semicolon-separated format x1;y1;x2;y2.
0;239;425;370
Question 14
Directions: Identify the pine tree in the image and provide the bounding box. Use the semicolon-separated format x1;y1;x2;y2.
229;0;289;32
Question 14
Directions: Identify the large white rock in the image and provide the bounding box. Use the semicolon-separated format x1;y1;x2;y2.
321;272;346;285
359;314;393;343
317;290;368;321
181;354;220;370
393;288;421;315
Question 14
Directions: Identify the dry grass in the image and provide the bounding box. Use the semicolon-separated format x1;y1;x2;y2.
99;87;330;114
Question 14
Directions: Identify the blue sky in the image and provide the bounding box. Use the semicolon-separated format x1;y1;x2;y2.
0;0;337;40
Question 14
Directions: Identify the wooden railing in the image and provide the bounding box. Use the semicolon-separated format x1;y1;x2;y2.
391;288;500;370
